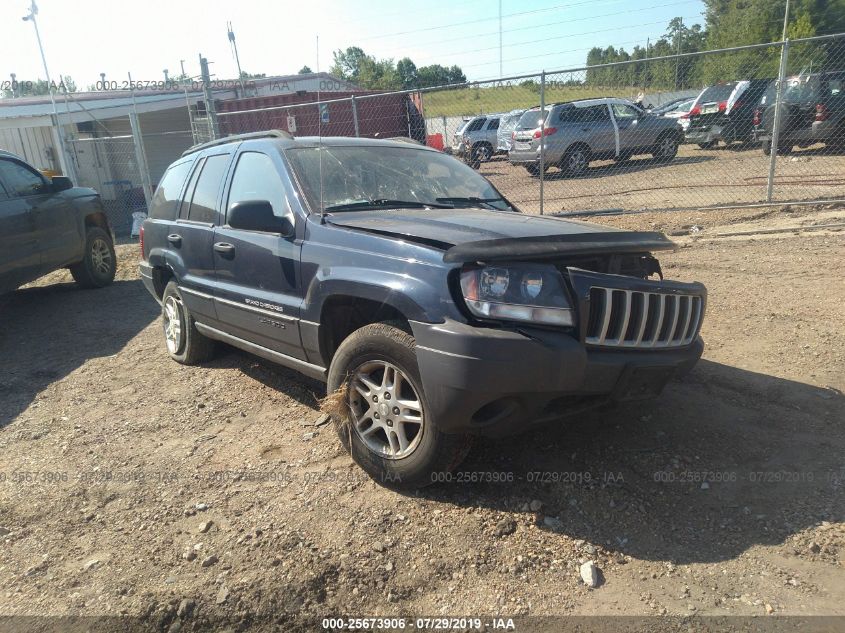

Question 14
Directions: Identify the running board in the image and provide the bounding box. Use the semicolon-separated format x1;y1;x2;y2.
194;322;327;382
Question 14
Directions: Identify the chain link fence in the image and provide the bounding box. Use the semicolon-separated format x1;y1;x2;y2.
211;33;844;216
47;32;843;232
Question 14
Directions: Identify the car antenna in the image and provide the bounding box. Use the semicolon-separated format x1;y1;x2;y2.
317;34;326;225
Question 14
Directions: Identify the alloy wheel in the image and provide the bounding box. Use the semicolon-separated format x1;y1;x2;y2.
568;150;587;174
91;238;113;277
349;361;424;459
659;137;677;158
163;296;184;355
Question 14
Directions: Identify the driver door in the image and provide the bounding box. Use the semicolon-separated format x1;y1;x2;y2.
212;149;305;360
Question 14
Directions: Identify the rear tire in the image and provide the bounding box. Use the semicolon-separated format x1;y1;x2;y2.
561;145;590;176
524;163;545;176
70;227;116;289
161;281;216;365
697;141;717;150
327;322;472;489
652;134;680;162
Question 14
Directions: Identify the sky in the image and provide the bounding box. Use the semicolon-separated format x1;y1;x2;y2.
0;0;707;90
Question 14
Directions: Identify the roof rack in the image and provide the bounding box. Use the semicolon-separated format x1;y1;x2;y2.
182;129;294;156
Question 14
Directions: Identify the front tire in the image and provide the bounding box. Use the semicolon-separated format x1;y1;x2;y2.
161;281;215;365
70;227;116;289
327;322;471;489
471;143;492;164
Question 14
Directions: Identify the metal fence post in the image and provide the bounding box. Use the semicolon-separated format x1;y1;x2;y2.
539;70;546;215
127;73;153;210
766;38;790;203
199;54;220;140
351;95;360;137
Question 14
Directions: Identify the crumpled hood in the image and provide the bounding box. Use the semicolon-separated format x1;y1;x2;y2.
327;208;675;262
327;208;622;243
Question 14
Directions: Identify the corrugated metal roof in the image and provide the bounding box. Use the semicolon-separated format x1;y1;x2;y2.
0;92;206;120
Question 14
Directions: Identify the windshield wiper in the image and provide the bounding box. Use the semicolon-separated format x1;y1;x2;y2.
435;196;507;209
324;199;454;212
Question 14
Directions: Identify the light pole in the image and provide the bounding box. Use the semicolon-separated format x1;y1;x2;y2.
23;1;72;178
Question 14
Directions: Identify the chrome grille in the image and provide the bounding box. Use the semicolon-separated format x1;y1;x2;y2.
586;287;703;348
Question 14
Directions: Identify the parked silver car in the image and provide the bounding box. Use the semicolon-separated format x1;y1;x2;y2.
451;113;505;164
496;109;527;153
508;98;683;176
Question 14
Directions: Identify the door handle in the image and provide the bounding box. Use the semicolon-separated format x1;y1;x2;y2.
167;234;182;246
581;127;591;132
214;242;235;257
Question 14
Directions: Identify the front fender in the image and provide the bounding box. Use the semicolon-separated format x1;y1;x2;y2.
302;265;452;324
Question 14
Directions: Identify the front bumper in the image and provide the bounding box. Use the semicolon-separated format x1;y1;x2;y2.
411;318;703;437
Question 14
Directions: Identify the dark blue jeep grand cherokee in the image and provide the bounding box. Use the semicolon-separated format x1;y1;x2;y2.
140;130;706;488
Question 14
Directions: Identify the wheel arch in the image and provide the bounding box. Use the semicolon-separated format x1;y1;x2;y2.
316;293;414;369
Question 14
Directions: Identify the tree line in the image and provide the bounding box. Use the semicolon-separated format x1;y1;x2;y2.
585;0;845;90
329;47;466;90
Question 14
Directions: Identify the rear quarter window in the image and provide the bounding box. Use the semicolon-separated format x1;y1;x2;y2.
699;83;738;103
149;159;194;220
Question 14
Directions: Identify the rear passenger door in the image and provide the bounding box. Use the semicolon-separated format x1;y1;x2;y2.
171;150;234;322
212;149;304;360
579;105;617;157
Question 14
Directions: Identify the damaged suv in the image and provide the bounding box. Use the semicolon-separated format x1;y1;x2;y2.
140;131;706;488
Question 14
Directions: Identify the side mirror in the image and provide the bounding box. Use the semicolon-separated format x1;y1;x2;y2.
228;200;294;237
51;176;73;192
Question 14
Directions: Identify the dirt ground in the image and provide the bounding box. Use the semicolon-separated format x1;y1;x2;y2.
481;142;845;214
0;204;844;632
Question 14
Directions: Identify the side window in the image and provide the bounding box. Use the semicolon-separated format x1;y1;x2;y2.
149;159;194;220
557;107;575;123
586;105;611;122
185;154;230;224
468;118;486;132
487;118;499;130
0;159;48;197
611;103;641;120
227;152;290;220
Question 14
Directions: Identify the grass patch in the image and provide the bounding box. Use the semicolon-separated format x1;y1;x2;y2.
420;84;634;118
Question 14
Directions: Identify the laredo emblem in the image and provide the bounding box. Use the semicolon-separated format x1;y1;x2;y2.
245;298;284;313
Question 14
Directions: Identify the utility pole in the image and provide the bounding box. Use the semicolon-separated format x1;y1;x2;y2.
23;0;73;179
674;18;683;90
199;54;220;140
180;60;187;80
498;0;503;79
227;21;246;94
9;73;17;98
766;0;791;202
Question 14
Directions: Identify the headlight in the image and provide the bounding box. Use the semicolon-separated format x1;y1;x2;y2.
459;263;575;327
